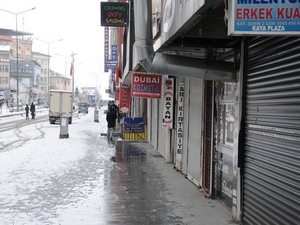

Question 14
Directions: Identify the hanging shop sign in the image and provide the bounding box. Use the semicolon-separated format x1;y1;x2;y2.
132;73;162;99
104;27;109;72
119;83;131;113
163;78;174;129
105;60;118;70
124;117;144;133
176;83;184;160
100;2;129;27
114;87;119;101
228;1;300;35
111;44;118;60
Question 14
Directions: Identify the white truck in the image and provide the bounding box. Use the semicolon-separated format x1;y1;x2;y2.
49;90;73;124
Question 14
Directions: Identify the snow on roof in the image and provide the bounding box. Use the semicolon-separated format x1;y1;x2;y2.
0;45;10;51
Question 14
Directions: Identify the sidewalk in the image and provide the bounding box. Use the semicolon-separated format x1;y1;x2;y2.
101;140;235;225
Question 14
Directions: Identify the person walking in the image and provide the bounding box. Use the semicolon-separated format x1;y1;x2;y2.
30;102;35;119
25;104;29;120
106;106;117;140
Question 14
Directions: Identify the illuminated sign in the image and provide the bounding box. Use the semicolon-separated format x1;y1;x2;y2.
100;2;129;27
228;0;300;35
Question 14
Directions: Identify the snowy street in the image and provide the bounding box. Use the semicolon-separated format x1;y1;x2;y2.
0;107;233;225
0;107;115;224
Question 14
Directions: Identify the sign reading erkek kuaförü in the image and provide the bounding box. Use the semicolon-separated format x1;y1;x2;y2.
228;0;300;35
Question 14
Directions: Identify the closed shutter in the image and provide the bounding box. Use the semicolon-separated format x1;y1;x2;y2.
158;80;167;158
186;78;203;186
242;36;300;225
151;99;158;149
203;80;213;196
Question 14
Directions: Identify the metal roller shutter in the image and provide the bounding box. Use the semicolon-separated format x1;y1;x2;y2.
158;80;167;158
186;78;203;186
151;99;158;149
242;37;300;225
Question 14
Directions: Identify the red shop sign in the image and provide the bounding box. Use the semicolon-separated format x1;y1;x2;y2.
119;83;131;113
132;73;162;99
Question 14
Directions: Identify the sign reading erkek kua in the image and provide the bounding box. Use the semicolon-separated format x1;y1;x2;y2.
100;2;129;27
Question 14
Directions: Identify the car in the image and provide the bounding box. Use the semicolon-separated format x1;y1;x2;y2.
78;102;88;114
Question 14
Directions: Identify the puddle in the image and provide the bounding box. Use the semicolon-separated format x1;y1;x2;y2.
114;146;147;163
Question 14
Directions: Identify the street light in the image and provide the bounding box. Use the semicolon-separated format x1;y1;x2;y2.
55;53;69;90
70;53;77;99
0;7;36;111
35;38;63;97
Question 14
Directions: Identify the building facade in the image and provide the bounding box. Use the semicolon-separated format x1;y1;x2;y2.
106;1;300;224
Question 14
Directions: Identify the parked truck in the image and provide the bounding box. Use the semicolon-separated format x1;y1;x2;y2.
49;89;73;124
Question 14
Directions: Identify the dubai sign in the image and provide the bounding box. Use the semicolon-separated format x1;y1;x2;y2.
132;73;162;99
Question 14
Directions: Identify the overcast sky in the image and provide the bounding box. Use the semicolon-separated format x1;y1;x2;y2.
0;0;110;99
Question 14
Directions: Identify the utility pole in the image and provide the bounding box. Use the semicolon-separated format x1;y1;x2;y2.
0;7;36;111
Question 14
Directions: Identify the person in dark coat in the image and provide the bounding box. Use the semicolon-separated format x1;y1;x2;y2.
25;104;29;120
30;102;35;119
106;106;117;140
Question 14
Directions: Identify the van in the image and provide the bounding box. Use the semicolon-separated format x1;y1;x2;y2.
78;102;88;114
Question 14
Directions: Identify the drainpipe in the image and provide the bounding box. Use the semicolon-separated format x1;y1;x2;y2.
132;0;234;81
133;0;154;65
139;53;234;81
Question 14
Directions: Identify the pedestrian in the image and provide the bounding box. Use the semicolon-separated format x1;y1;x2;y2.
109;100;119;123
30;102;35;119
106;105;117;140
25;104;29;120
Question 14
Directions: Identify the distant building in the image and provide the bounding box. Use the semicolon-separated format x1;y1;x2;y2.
0;29;37;106
32;52;49;94
50;70;71;91
0;44;10;99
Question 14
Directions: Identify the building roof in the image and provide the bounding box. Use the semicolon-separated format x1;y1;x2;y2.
32;51;50;57
0;45;10;51
0;28;33;36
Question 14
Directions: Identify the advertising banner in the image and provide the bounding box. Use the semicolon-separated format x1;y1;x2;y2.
105;60;118;70
163;78;174;129
119;83;130;113
124;117;144;133
111;44;118;60
132;73;162;99
176;83;184;159
104;27;109;72
228;1;300;35
114;87;119;101
100;2;129;27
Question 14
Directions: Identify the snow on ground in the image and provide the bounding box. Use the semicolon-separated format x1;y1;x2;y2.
0;107;114;225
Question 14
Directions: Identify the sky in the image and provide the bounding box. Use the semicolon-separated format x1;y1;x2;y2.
0;0;111;99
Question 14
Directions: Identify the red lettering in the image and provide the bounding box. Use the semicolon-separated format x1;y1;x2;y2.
236;7;273;20
244;8;250;19
295;8;300;18
236;8;243;19
266;8;273;19
277;8;300;19
259;8;265;19
277;8;284;19
251;8;258;19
